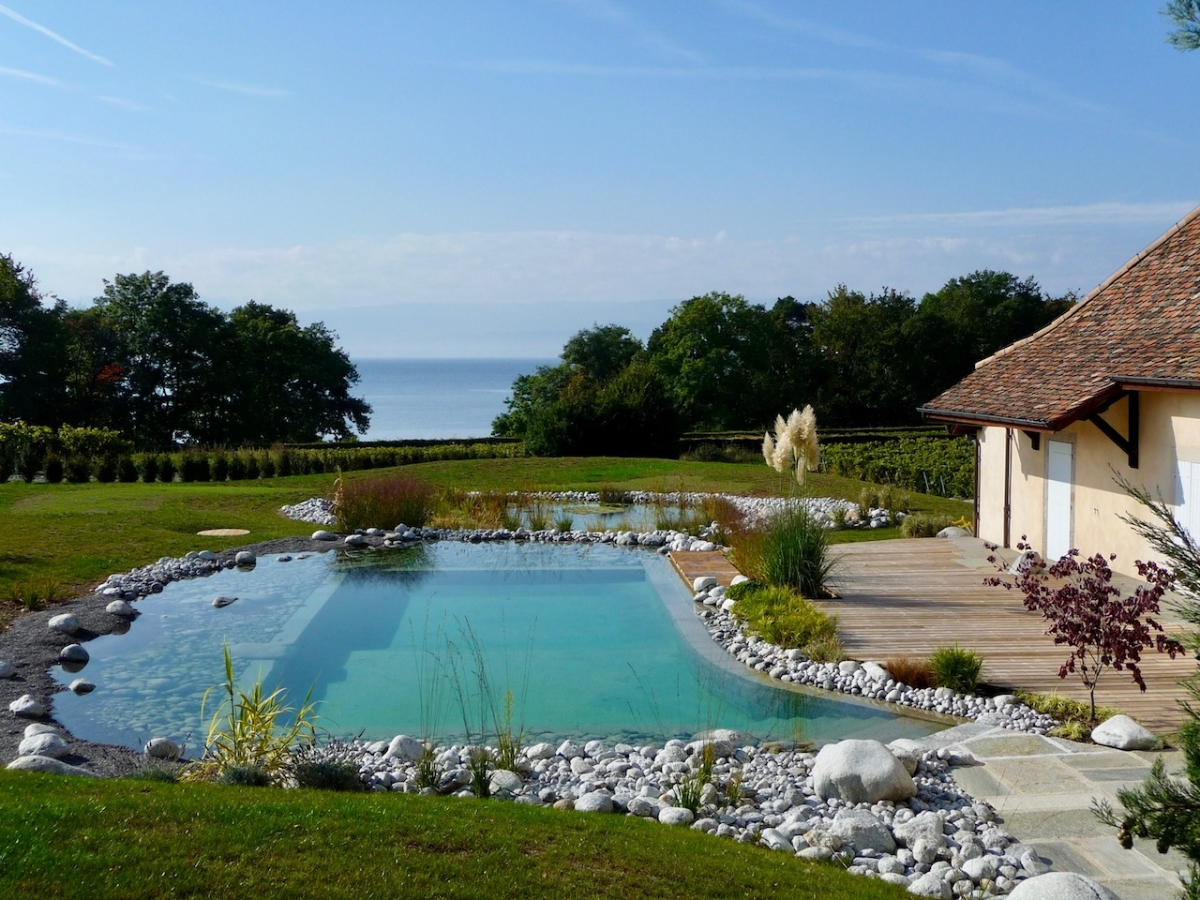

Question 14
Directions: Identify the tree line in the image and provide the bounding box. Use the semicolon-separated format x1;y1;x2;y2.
0;255;370;449
492;270;1075;456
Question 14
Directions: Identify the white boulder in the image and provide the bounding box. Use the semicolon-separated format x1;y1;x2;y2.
1008;872;1119;899
658;806;694;826
9;694;46;717
144;737;181;761
60;643;89;663
907;871;952;898
18;732;70;759
6;756;97;777
382;734;424;762
692;576;718;592
105;599;136;617
1091;715;1156;751
574;791;614;813
828;808;896;854
812;739;917;803
48;613;81;635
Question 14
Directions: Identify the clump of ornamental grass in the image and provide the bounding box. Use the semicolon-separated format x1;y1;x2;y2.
762;405;820;487
929;645;985;695
728;582;839;658
885;655;935;689
332;472;437;532
901;513;955;538
180;644;319;786
731;506;834;598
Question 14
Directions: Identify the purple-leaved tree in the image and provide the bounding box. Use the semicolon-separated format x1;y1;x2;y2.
986;539;1185;721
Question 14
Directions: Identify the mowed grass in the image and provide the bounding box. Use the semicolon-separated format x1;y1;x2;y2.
0;457;971;608
0;771;908;900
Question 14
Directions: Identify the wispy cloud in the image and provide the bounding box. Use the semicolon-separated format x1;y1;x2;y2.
851;201;1199;229
717;0;884;50
546;0;704;63
188;77;291;98
98;95;149;112
0;64;68;87
0;125;144;154
0;3;113;66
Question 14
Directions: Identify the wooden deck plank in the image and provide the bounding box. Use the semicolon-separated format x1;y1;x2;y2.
818;538;1195;732
668;550;743;588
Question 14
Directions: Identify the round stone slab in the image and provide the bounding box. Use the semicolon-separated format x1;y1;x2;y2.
197;528;250;537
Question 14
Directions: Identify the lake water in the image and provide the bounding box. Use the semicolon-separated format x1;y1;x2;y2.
51;543;939;749
353;358;554;440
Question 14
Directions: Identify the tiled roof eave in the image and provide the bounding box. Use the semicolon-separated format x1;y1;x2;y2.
920;381;1127;434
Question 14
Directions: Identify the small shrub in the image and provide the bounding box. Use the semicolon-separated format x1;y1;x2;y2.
16;448;41;483
259;454;276;479
293;759;366;792
466;746;493;798
227;453;247;481
597;486;632;505
93;456;117;483
137;453;159;483
211;452;230;482
276;449;294;478
877;484;910;513
857;486;881;514
219;764;272;787
116;456;138;483
157;454;177;483
179;453;210;482
244;453;261;480
1048;720;1092;742
1014;690;1120;727
803;633;844;663
65;454;95;484
901;513;955;538
930;645;984;694
43;453;64;484
885;655;935;689
554;514;573;533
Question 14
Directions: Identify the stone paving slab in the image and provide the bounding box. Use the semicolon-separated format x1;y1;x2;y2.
948;730;1188;900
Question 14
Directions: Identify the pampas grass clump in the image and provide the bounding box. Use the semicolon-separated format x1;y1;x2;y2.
762;405;819;486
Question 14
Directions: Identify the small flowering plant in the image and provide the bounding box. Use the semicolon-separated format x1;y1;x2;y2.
986;539;1185;722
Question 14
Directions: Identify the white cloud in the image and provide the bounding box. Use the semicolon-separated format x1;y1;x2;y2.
0;64;68;87
97;95;149;112
0;3;113;66
187;77;291;98
851;201;1198;229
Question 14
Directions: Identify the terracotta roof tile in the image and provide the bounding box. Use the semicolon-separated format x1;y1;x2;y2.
920;205;1200;429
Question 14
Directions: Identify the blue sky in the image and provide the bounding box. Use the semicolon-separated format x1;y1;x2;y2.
1;1;1196;357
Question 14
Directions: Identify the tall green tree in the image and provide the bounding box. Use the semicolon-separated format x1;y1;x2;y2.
561;324;643;383
0;255;70;425
221;302;370;444
647;292;773;431
1165;0;1200;49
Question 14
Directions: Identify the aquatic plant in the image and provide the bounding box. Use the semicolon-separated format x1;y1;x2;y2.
181;644;319;786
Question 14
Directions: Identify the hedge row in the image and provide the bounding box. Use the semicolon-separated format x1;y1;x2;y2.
2;442;524;485
819;436;975;499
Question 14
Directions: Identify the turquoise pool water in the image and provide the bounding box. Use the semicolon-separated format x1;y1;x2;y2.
52;543;942;748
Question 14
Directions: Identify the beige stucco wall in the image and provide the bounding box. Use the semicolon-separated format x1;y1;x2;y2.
974;391;1200;577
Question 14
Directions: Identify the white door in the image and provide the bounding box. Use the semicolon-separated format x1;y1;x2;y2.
1177;459;1200;541
1046;440;1074;561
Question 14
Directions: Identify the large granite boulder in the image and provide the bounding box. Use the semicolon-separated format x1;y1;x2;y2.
6;756;97;777
1008;872;1118;899
18;732;70;759
812;738;916;803
1091;715;1156;751
828;808;896;854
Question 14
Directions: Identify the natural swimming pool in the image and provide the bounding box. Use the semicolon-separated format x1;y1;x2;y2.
53;542;942;749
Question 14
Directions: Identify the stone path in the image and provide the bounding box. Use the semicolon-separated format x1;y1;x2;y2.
923;724;1188;900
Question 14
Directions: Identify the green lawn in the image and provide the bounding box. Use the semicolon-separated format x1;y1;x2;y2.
0;771;907;900
0;457;970;619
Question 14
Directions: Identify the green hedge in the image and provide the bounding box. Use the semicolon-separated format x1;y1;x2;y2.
819;436;974;499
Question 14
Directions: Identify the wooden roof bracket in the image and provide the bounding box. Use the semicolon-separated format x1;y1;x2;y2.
1021;430;1041;451
1087;390;1139;469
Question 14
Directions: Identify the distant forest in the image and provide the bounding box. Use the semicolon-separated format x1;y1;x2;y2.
493;271;1075;456
0;254;369;449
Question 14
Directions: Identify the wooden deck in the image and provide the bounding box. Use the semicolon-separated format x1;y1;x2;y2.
669;550;743;588
818;538;1195;732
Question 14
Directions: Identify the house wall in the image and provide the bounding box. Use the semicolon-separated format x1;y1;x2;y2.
975;391;1200;576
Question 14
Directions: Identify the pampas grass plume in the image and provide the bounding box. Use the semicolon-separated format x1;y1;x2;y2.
771;414;793;473
762;432;776;469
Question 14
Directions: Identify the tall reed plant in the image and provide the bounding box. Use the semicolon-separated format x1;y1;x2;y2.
332;473;437;531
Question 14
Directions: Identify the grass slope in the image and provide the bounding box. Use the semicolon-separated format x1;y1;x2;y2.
0;771;906;900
